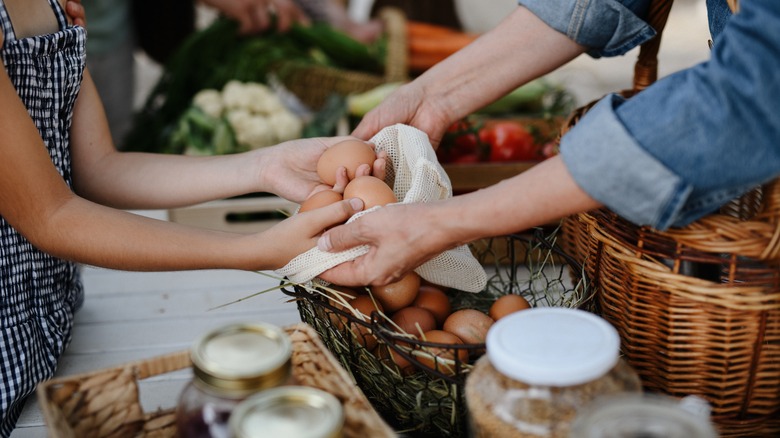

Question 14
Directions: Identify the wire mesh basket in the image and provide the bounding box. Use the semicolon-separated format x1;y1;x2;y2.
281;228;592;436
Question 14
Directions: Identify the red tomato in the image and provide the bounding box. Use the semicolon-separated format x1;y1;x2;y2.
439;128;479;163
479;121;538;162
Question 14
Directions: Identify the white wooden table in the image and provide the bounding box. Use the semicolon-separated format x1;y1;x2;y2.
11;262;302;437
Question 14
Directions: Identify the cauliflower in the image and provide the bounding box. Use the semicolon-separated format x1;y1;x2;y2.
192;89;223;118
184;80;304;154
268;110;303;142
221;80;254;110
228;111;276;149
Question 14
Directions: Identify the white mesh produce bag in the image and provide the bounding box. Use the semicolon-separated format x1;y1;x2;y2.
275;124;487;292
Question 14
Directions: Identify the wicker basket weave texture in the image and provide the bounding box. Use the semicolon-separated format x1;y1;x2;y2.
276;7;408;110
559;0;780;436
36;323;395;438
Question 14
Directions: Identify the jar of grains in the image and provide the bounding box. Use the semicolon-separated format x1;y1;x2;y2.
176;322;296;438
465;308;642;438
229;386;344;438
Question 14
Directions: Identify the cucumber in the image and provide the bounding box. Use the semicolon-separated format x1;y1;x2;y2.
289;23;382;72
477;79;551;115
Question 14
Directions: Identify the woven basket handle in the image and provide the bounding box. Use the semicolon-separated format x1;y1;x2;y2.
633;0;675;91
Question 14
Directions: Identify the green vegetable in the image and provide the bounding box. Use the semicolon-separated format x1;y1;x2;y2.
477;80;550;115
123;18;385;153
288;23;383;72
347;82;403;117
302;94;348;138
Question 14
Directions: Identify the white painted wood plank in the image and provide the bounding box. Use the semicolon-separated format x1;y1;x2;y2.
74;285;298;324
9;426;45;438
65;310;301;354
80;268;287;297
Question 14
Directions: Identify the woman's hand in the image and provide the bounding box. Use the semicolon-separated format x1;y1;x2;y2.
351;82;454;149
256;137;386;204
202;0;309;34
315;202;450;286
65;0;87;27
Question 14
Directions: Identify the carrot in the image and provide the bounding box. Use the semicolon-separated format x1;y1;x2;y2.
406;21;460;39
408;32;478;55
408;52;449;72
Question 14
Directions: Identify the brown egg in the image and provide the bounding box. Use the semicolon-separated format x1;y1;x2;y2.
443;309;494;345
413;286;452;327
416;330;469;376
391;306;436;338
374;344;416;376
317;140;377;186
489;294;531;321
371;272;420;313
298;190;343;213
324;286;361;330
347;295;384;350
343;175;397;210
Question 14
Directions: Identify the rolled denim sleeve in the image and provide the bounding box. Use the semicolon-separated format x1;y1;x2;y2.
561;0;780;230
518;0;655;57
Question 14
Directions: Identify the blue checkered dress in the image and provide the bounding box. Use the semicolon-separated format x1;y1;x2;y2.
0;1;86;435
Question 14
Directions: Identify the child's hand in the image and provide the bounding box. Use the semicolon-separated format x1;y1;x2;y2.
261;197;364;270
65;0;87;27
257;137;387;204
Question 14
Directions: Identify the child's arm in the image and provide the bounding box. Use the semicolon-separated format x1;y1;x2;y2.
1;64;362;271
68;69;368;208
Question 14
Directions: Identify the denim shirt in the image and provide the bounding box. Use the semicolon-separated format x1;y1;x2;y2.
521;0;780;229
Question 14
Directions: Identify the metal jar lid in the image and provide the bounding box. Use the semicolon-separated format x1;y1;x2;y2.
190;322;292;393
229;386;344;438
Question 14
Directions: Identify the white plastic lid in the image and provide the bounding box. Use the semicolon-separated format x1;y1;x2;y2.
486;308;620;386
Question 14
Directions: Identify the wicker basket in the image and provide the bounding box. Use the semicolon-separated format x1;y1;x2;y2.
559;1;780;436
281;230;593;437
274;7;408;110
36;323;395;438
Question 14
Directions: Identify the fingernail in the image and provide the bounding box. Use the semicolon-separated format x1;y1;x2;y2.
317;235;332;252
349;197;364;211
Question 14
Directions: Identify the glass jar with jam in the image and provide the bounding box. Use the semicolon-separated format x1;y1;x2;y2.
465;308;642;438
229;386;344;438
176;322;295;438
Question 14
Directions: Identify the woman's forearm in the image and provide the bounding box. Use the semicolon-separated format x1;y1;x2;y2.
413;6;586;123
447;156;601;243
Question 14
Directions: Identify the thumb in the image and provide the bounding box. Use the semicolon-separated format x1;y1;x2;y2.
317;203;367;252
308;197;363;232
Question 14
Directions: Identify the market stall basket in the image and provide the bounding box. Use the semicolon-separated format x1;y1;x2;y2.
36;323;395;438
274;7;408;110
560;0;780;435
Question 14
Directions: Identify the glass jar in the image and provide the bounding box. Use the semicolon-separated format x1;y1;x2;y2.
229;386;344;438
176;322;295;438
465;308;642;438
570;394;718;438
